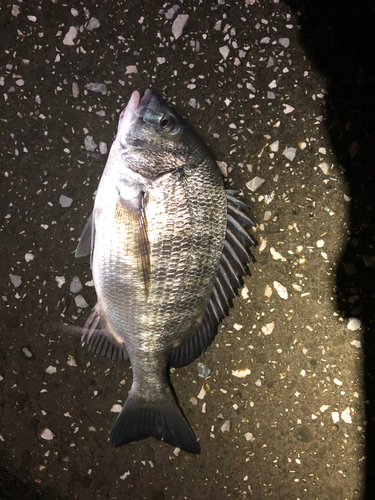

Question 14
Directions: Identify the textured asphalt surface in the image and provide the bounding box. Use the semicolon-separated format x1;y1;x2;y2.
1;1;374;499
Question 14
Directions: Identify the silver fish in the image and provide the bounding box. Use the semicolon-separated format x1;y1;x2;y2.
75;89;256;453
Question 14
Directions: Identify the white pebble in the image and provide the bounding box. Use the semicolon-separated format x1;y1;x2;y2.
72;82;79;97
25;252;34;262
347;317;361;331
59;194;73;207
283;104;294;114
70;276;82;293
269;140;279;152
189;397;198;405
221;420;230;432
46;366;57;375
85;83;107;95
332;412;340;424
350;340;361;348
22;347;33;358
120;471;130;480
246;176;265;192
241;285;249;300
273;281;288;299
197;385;206;400
219;46;230;60
232;368;251;378
165;5;180;19
333;378;342;386
110;404;123;413
157;57;166;64
99;142;108;154
125;66;137;75
244;432;254;441
255;379;262;387
233;323;243;331
261;321;275;336
279;37;290;47
55;276;65;288
341;407;352;424
282;147;297;161
63;26;78;46
319;162;329;175
40;428;55;441
84;135;97;152
9;274;22;288
270;247;286;261
264;284;272;298
75;295;89;308
67;355;78;367
172;14;189;39
86;17;100;31
316;239;324;248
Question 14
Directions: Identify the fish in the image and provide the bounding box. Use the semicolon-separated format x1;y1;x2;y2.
75;89;257;454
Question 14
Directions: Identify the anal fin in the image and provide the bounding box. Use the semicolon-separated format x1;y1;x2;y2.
82;305;128;363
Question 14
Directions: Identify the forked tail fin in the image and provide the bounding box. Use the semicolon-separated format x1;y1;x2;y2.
110;391;200;454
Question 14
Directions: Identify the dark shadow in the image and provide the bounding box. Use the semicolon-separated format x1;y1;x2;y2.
284;0;375;495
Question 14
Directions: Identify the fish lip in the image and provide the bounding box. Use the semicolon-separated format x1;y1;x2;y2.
135;89;154;118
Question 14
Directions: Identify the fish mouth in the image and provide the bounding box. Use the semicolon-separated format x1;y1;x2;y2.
136;89;154;117
119;89;154;125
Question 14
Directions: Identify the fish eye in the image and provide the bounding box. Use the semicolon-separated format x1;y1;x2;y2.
160;115;177;133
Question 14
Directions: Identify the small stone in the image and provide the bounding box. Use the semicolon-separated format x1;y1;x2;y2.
67;355;78;367
46;366;57;375
99;142;108;155
232;368;251;378
246;176;265;192
172;14;189;39
261;322;275;336
84;135;97;152
347;317;361;331
279;37;290;47
40;428;55;441
86;17;100;31
283;104;294;114
85;83;107;95
63;26;78;46
316;239;324;248
197;385;206;400
244;432;254;441
341;407;352;424
110;404;122;413
120;471;130;480
219;46;230;60
270;247;286;261
125;65;137;74
189;397;198;405
350;340;361;348
197;363;211;378
282;147;297;161
75;295;89;308
72;82;79;97
55;276;65;288
273;281;288;299
59;194;73;207
9;274;22;288
70;276;83;293
319;162;329;175
221;420;230;432
332;412;340;423
269;140;279;152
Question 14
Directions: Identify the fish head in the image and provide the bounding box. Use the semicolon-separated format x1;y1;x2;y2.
115;89;207;179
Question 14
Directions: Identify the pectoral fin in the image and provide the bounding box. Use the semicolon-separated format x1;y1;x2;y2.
75;213;95;263
116;191;151;296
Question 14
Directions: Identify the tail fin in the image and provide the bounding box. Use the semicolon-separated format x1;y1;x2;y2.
110;391;200;454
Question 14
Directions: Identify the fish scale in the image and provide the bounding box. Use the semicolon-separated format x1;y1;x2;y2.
75;89;256;453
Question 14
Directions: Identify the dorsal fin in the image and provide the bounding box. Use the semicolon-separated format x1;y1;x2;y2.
170;191;257;368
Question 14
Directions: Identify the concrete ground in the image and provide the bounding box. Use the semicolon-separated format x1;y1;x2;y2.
1;0;373;498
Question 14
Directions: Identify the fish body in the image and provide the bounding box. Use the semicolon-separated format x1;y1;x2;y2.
75;90;256;453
